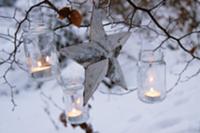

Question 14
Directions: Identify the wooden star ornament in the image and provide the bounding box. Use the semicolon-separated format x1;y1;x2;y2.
60;5;131;105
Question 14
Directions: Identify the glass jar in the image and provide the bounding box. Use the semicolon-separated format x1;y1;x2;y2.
23;25;60;81
62;78;89;124
137;50;166;103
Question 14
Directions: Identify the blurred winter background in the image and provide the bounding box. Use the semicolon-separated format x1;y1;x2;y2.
0;0;200;133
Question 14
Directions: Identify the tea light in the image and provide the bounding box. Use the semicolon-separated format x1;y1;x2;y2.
68;108;82;117
30;57;52;78
31;65;51;73
144;87;161;101
31;60;51;72
67;108;83;123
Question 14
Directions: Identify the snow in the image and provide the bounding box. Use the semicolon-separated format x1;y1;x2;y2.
1;34;200;132
1;1;200;133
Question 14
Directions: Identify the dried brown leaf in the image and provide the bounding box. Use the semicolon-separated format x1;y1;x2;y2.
58;7;71;20
68;10;82;27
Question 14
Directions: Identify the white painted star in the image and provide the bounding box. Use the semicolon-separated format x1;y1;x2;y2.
61;5;131;105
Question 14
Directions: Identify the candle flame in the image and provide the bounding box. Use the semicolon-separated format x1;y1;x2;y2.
46;56;50;62
150;87;154;92
149;76;154;82
72;108;77;112
37;61;42;67
76;98;81;105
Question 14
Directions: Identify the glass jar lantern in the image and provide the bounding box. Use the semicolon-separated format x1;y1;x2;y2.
137;50;166;103
62;78;89;124
23;25;59;81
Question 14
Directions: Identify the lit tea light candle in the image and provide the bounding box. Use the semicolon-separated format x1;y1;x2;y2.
31;57;51;73
144;87;161;101
30;57;52;79
31;61;51;73
67;108;83;123
31;65;51;73
68;108;82;117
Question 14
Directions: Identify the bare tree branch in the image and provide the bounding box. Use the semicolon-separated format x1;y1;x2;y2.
126;0;200;60
167;58;194;93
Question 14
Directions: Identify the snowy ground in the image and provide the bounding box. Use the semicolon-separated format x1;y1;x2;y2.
1;32;200;133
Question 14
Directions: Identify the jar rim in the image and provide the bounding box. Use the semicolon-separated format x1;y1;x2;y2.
139;50;164;62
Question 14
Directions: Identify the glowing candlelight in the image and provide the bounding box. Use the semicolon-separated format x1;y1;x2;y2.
31;66;51;73
75;98;81;105
31;57;51;73
45;56;50;62
67;108;82;118
66;95;89;124
138;50;166;103
144;87;161;98
31;62;51;73
37;61;42;67
149;76;154;83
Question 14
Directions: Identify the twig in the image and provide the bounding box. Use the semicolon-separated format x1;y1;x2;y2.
40;91;64;112
126;0;200;60
167;58;194;93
